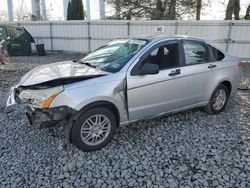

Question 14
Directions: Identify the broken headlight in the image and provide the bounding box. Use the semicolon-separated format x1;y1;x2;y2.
19;86;64;109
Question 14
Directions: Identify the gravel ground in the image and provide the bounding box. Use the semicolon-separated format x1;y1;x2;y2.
0;54;250;187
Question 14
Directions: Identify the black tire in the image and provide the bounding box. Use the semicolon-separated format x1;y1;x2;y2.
204;84;229;115
71;107;117;152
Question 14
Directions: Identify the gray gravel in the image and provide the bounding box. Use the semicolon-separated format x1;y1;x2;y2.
0;54;250;187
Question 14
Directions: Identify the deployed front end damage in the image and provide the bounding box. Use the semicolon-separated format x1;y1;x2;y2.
6;84;77;126
5;58;129;128
6;59;110;126
25;106;76;126
6;75;105;126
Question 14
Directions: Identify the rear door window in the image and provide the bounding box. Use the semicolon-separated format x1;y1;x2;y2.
183;41;211;65
208;45;225;61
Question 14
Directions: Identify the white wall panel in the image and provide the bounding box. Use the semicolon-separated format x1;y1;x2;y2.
52;23;88;38
228;43;250;58
177;21;229;40
4;21;250;59
53;39;88;52
130;21;176;36
90;39;112;51
90;22;127;38
231;22;250;41
19;22;50;38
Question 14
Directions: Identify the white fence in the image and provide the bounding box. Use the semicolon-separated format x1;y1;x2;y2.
4;20;250;59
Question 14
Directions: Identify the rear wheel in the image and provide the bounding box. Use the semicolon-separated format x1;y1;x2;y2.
204;84;229;114
71;107;117;151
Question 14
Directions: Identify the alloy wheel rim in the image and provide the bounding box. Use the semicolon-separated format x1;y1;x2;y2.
80;114;111;146
212;89;226;111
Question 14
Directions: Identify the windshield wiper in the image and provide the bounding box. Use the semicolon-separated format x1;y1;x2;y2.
79;61;97;69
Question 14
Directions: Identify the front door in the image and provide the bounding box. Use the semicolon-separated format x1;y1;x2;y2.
126;41;183;121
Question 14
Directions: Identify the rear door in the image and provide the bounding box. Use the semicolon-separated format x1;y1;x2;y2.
179;40;214;108
126;40;183;121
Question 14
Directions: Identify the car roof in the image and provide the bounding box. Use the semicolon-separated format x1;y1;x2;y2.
131;35;206;43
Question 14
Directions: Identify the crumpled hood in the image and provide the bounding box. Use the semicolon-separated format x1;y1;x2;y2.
19;61;107;87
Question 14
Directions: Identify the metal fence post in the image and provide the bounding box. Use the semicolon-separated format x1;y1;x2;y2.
127;22;130;36
175;21;178;35
49;22;53;51
226;21;233;52
87;21;91;53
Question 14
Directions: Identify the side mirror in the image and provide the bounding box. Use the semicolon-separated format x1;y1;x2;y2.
137;63;159;75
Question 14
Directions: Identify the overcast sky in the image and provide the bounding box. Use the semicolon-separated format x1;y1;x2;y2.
0;0;249;21
202;0;249;20
0;0;101;20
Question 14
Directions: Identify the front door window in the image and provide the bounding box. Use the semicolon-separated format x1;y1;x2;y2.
141;43;179;70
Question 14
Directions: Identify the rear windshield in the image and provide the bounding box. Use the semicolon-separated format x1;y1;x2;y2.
80;39;148;73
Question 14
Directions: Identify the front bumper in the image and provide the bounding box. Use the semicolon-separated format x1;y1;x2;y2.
6;86;77;126
6;86;19;107
25;105;77;126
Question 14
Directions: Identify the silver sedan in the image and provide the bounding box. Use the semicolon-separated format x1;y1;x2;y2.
7;36;242;151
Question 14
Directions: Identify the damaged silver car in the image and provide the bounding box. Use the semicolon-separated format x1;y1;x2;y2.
7;36;242;151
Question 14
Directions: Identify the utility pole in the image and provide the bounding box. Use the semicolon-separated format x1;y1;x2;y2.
40;0;46;20
86;0;91;20
37;0;41;19
7;0;14;21
31;0;39;18
99;0;105;19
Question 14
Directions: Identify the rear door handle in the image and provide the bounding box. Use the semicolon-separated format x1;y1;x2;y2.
168;69;181;76
208;64;217;69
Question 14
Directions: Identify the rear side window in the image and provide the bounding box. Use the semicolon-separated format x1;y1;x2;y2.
208;45;225;61
183;41;210;65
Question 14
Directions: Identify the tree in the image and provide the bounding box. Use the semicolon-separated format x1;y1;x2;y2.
234;0;240;20
114;0;122;19
67;1;72;20
167;0;177;20
106;0;154;20
151;0;165;20
225;0;240;20
196;0;202;20
68;0;85;20
106;0;210;20
245;4;250;20
175;0;197;20
15;0;33;21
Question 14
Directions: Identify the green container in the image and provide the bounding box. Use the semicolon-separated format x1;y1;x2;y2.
0;25;35;56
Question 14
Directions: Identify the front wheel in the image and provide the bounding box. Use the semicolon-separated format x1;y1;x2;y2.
204;84;229;114
71;107;117;151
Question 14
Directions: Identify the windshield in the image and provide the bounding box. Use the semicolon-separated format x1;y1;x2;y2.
80;39;148;73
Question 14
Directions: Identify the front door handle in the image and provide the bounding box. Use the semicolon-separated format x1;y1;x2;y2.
208;64;217;69
168;69;181;76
